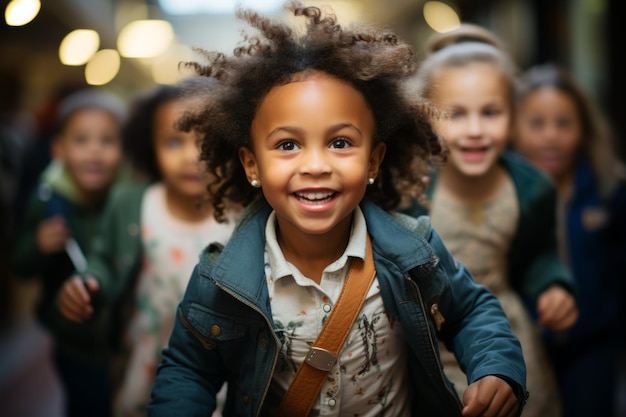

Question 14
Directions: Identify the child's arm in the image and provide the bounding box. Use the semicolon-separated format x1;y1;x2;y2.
422;224;527;417
36;215;69;254
508;163;577;309
57;183;144;323
516;183;579;330
11;193;65;277
536;284;578;330
148;265;224;416
57;275;99;322
462;376;519;417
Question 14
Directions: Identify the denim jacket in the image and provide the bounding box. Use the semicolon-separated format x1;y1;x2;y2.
148;198;527;417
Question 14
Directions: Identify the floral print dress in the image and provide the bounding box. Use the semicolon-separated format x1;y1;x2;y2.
115;183;238;417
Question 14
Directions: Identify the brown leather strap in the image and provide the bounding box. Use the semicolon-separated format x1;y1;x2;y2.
276;234;376;417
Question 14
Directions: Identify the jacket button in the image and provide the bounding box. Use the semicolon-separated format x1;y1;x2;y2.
259;338;268;349
242;394;250;404
210;325;221;336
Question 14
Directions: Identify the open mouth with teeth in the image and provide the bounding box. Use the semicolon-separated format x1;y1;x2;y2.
460;145;489;153
295;191;335;205
458;145;490;162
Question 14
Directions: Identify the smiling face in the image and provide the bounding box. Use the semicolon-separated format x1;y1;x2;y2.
430;62;511;179
240;72;385;241
53;108;122;195
154;100;209;200
513;86;582;182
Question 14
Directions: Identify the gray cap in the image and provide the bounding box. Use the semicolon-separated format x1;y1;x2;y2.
56;88;127;127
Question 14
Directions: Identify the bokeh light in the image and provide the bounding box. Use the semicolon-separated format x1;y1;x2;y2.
5;0;40;26
151;43;196;85
423;1;460;33
117;19;175;58
59;29;100;66
85;49;121;85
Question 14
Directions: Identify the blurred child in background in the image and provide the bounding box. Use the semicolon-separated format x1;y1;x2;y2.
57;77;240;417
513;63;626;417
11;88;127;417
401;24;579;417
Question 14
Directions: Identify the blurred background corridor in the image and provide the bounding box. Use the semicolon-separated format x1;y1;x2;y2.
1;0;624;156
1;0;624;416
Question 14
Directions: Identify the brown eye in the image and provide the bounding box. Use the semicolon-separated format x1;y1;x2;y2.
330;138;350;149
277;140;298;151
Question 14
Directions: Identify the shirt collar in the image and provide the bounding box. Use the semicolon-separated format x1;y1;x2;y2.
265;207;367;281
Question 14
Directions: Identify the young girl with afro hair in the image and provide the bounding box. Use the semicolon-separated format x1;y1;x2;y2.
147;3;528;416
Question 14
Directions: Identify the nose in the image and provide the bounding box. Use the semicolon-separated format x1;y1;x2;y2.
184;140;201;163
87;137;106;156
299;146;331;176
540;122;561;144
466;114;483;137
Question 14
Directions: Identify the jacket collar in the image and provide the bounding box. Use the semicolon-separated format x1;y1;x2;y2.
360;199;435;271
201;198;435;308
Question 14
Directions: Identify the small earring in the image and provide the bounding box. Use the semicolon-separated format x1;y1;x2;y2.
250;179;259;188
368;178;375;185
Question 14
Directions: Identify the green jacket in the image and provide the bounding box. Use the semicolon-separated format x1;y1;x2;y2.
81;181;151;354
399;151;575;303
11;161;131;363
84;182;148;301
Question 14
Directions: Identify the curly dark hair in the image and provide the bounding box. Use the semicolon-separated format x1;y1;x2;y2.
122;84;183;181
178;1;445;221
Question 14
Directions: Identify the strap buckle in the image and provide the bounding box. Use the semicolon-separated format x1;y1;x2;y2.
305;347;337;371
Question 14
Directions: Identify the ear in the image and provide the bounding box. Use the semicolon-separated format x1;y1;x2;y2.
368;141;386;179
238;146;259;183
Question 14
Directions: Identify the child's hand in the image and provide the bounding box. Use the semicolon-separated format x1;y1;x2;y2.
462;375;519;417
36;215;69;254
57;275;100;323
536;284;578;330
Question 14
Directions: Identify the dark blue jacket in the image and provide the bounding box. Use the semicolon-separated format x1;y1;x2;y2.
554;158;626;347
148;198;527;417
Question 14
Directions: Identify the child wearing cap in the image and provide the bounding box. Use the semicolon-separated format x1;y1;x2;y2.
11;88;128;417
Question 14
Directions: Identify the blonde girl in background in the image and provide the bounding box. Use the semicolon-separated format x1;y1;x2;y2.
401;24;579;417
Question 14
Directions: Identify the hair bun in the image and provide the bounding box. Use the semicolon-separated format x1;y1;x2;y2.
425;23;504;56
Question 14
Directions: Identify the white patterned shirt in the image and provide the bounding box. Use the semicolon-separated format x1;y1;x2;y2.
264;207;411;416
116;183;236;417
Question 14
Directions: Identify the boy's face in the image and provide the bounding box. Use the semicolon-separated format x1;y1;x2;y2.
53;108;122;194
240;72;385;241
430;62;511;179
153;100;208;199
